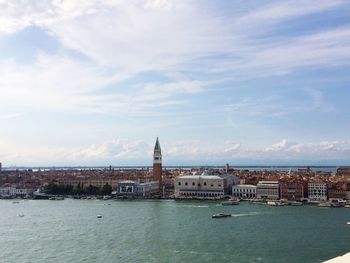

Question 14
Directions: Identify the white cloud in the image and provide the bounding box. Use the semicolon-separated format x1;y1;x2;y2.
1;138;350;166
237;0;344;28
0;112;21;120
143;81;202;95
265;139;290;152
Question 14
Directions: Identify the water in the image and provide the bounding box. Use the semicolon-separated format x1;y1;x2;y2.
0;199;349;263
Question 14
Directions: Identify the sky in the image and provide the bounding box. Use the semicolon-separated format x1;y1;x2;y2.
0;0;350;166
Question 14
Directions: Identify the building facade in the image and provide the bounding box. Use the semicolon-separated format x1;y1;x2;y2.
308;182;327;201
174;173;239;198
256;181;280;199
279;182;306;201
114;180;159;197
232;184;256;198
328;189;348;201
0;187;30;197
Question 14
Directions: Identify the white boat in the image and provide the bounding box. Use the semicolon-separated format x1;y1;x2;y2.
221;200;239;206
318;202;332;207
347;222;350;225
267;201;278;206
212;213;232;218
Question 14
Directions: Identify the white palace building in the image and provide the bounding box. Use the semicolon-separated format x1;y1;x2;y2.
174;172;239;198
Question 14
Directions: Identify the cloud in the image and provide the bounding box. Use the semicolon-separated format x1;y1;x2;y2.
0;112;21;120
236;0;344;28
2;0;348;78
143;81;203;95
265;139;291;152
0;51;205;116
223;88;335;119
1;138;350;166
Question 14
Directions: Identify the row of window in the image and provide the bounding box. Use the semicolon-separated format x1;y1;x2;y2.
180;192;223;197
232;193;256;198
178;181;221;187
232;188;255;193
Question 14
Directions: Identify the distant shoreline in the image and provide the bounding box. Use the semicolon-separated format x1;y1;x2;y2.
2;165;349;172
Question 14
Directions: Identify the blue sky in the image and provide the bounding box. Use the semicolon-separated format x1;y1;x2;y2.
0;0;350;166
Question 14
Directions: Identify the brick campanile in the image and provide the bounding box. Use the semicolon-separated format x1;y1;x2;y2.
153;137;163;193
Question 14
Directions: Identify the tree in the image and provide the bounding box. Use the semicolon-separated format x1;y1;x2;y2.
101;183;112;195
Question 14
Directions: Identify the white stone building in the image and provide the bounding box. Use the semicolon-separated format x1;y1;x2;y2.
256;181;280;200
308;182;327;201
232;184;257;198
174;173;239;198
114;180;159;197
0;187;29;197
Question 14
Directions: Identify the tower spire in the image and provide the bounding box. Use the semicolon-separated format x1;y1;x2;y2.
154;136;161;151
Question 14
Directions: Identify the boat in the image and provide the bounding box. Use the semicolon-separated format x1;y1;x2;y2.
289;201;303;206
49;196;64;200
221;200;239;206
97;215;103;218
267;200;286;206
318;202;332;207
347;222;350;225
212;213;232;218
318;202;342;208
344;205;350;208
17;214;25;217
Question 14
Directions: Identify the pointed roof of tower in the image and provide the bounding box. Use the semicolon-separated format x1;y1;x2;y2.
154;137;161;151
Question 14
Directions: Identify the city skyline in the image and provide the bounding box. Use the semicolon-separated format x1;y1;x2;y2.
1;0;350;166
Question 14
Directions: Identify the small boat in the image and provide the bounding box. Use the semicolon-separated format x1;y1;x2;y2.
97;215;103;218
221;200;239;206
267;201;278;206
17;214;25;217
289;201;303;206
344;205;350;208
318;202;332;207
49;196;64;200
347;222;350;225
212;213;232;218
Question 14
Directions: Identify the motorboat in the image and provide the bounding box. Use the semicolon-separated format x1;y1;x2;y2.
97;215;103;218
49;196;64;200
17;214;25;217
318;202;332;207
212;213;232;218
289;201;303;206
347;222;350;225
267;201;278;206
318;202;342;208
221;200;239;206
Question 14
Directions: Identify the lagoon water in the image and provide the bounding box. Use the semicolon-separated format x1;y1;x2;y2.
0;199;349;263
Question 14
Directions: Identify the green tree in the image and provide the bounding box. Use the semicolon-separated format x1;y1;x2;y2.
101;183;112;195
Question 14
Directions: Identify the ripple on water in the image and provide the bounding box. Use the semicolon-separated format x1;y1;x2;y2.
1;199;349;263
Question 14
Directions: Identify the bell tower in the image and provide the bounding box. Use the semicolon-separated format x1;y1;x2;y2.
153;137;162;193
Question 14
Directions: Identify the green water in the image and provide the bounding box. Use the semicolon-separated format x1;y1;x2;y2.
0;199;349;263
